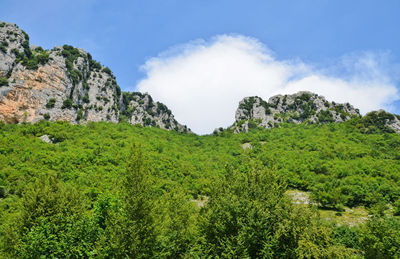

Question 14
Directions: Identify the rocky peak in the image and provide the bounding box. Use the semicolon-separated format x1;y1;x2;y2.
120;92;189;132
232;91;361;132
0;22;28;78
0;21;189;133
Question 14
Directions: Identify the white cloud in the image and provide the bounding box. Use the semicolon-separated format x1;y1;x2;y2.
137;35;399;134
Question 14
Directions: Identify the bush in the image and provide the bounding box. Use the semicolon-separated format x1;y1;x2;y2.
115;85;121;97
36;51;49;65
82;94;90;104
318;110;335;123
76;109;83;121
0;41;8;53
62;98;73;109
43;113;50;120
102;67;112;76
0;186;5;198
22;57;39;70
0;77;8;87
90;60;102;70
46;98;56;108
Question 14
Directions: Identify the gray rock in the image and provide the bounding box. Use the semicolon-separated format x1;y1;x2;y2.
0;21;190;133
39;134;53;144
231;91;361;132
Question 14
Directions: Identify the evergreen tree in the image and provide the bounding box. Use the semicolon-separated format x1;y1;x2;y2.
99;143;156;258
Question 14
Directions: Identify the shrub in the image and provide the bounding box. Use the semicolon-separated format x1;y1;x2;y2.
82;94;90;104
115;85;121;97
46;98;56;108
62;98;73;109
102;67;112;76
76;109;83;121
0;77;8;87
36;52;49;65
90;60;102;70
0;186;5;198
318;110;335;123
43;113;50;120
239;97;257;116
0;41;8;53
22;57;38;70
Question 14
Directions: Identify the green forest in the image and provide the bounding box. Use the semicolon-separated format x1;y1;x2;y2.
1;119;400;258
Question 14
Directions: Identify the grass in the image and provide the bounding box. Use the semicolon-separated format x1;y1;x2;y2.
285;189;369;226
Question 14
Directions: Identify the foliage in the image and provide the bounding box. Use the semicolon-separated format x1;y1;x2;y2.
45;98;56;108
0;121;399;257
359;216;400;258
351;111;397;133
0;76;8;87
82;93;90;104
195;161;356;258
318;110;335;123
10;42;50;70
76;109;83;121
239;96;257;117
0;41;8;53
61;98;73;109
43;113;50;120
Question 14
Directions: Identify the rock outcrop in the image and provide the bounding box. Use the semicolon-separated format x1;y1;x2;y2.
0;21;189;132
231;91;361;132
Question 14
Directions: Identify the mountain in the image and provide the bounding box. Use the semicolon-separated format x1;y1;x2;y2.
0;21;189;133
1;21;399;136
230;91;400;133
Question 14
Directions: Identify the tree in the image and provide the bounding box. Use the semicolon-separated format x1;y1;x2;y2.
99;143;156;258
0;174;99;258
195;161;355;258
360;216;400;258
153;188;198;258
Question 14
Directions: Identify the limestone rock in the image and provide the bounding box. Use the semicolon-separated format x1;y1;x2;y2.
0;21;189;133
121;92;189;132
232;91;361;132
39;134;53;144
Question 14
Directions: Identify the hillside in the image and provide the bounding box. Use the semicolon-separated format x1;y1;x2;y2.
1;120;400;257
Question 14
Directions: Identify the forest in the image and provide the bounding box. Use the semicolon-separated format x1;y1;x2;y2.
0;119;400;258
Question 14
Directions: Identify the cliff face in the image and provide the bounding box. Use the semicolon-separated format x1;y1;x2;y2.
121;92;189;132
0;21;189;132
231;91;361;132
230;91;400;133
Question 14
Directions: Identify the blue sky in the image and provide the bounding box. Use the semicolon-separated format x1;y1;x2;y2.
1;0;400;133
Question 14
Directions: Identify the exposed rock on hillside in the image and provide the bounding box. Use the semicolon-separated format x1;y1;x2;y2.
232;91;361;132
0;21;189;132
121;92;189;132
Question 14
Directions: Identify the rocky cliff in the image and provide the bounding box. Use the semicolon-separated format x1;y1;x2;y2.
0;21;189;132
230;91;400;133
231;91;360;132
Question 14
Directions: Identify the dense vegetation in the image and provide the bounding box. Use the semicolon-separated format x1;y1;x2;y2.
0;119;400;258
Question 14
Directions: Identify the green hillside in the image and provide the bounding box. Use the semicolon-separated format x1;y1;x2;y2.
1;120;400;258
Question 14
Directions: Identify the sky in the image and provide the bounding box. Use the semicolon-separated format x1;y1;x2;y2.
1;0;399;134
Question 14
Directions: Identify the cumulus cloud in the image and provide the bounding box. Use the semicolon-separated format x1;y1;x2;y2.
137;35;399;134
